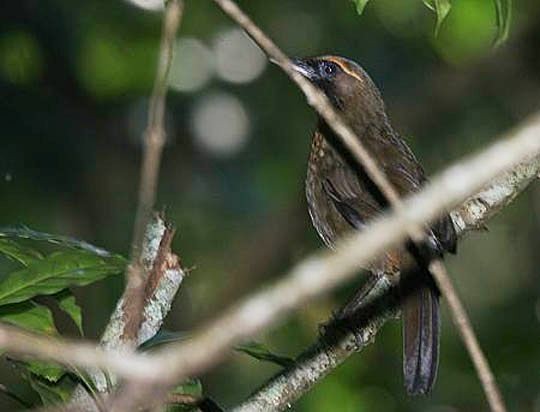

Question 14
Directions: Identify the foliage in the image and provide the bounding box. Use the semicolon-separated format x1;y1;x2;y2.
422;0;452;35
351;0;512;44
493;0;512;46
0;227;125;407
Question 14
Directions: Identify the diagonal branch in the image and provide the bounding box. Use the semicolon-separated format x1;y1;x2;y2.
210;1;505;409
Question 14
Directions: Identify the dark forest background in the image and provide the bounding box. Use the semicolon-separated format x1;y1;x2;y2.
1;0;540;410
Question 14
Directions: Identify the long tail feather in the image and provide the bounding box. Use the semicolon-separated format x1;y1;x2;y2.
402;274;440;395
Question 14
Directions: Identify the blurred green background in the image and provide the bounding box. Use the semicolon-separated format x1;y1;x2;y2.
1;0;540;410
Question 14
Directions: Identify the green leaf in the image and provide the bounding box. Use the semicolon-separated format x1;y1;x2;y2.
0;250;125;305
56;291;83;335
235;341;295;368
0;238;42;266
0;301;57;335
351;0;370;15
0;302;67;382
25;361;66;383
423;0;452;35
23;373;75;406
493;0;511;46
171;379;203;398
167;379;204;412
0;225;112;257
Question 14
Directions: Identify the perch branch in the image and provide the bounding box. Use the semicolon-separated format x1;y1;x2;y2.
210;1;505;409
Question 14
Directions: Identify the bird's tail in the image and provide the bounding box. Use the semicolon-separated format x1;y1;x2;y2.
401;269;440;395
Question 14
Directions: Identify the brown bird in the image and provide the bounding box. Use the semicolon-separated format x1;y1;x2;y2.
292;55;457;395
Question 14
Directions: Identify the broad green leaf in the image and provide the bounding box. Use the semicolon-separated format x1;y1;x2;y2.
351;0;370;15
0;302;66;382
0;301;57;335
0;238;42;266
423;0;452;35
493;0;511;46
0;250;126;305
26;361;65;383
235;341;295;368
56;291;83;335
0;225;112;257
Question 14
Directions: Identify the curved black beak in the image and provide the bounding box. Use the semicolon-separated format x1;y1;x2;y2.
290;58;318;81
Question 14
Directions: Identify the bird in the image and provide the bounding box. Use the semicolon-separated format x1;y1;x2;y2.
291;55;457;395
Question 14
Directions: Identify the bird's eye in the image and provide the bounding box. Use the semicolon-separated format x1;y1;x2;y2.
321;62;337;78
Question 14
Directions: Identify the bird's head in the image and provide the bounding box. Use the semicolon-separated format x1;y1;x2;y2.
291;55;387;128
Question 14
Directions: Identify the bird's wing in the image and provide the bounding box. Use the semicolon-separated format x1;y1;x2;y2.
324;128;457;254
321;157;383;230
375;130;457;254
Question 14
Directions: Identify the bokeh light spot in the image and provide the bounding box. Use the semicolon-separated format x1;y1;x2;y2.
124;0;163;11
169;37;213;93
191;92;250;157
213;28;267;84
77;30;156;98
0;31;43;85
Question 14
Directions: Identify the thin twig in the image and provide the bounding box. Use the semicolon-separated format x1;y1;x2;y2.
0;323;161;383
69;2;185;408
131;0;183;259
121;0;184;348
429;260;505;412
210;1;506;409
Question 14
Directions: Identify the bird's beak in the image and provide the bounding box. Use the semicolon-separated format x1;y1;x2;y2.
290;59;318;81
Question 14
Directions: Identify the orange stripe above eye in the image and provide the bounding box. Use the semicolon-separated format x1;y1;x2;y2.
324;56;364;83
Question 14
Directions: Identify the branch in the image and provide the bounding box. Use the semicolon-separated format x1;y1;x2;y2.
120;0;184;349
0;323;160;383
69;0;185;407
233;148;540;411
210;1;505;409
109;112;540;411
95;214;185;391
